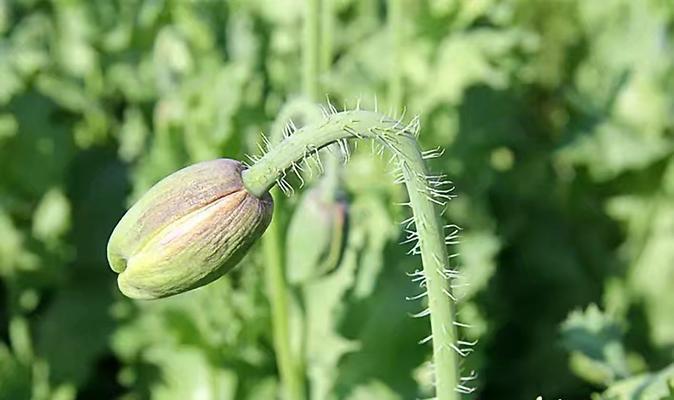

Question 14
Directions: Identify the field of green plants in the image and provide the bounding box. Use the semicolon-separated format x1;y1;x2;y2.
2;0;674;399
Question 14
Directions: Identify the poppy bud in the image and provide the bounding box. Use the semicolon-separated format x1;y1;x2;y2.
107;159;272;299
286;183;347;284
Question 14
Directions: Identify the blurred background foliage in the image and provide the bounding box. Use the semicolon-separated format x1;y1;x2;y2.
1;0;674;399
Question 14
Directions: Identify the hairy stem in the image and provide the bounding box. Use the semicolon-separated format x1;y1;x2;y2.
243;111;460;400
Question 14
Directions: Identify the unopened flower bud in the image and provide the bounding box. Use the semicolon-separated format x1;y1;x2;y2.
107;159;272;299
286;183;347;284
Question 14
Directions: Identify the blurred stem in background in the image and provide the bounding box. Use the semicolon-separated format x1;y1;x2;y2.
260;0;325;398
262;201;304;400
303;0;321;101
242;111;462;400
264;0;413;397
388;0;403;112
318;0;341;197
320;0;334;81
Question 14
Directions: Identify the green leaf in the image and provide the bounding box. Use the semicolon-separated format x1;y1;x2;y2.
302;231;362;400
35;273;115;387
0;210;38;276
454;230;500;300
32;188;71;244
599;364;674;400
346;380;401;400
0;114;17;141
561;304;630;385
118;107;149;162
606;184;674;348
556;122;673;181
144;346;238;400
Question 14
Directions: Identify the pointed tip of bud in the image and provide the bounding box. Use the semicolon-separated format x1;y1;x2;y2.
117;273;156;300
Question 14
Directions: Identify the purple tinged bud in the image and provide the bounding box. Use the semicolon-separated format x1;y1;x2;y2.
107;159;272;299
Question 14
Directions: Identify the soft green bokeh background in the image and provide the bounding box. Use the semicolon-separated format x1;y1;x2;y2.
1;0;674;399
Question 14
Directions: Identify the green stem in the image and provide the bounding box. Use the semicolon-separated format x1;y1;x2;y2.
388;0;403;112
262;195;305;400
307;0;340;191
7;280;33;365
303;0;320;100
243;111;460;400
320;0;334;79
261;100;323;400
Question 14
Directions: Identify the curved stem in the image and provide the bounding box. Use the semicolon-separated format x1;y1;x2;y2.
243;111;460;400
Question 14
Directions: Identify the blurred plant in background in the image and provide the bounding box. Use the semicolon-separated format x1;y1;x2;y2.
1;0;674;399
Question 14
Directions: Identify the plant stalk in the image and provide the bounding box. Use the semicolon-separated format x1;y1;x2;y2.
262;194;305;400
262;0;327;395
261;0;325;396
320;0;334;79
243;111;460;400
388;0;403;112
303;0;321;100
